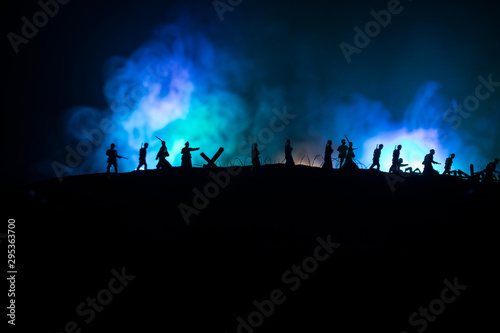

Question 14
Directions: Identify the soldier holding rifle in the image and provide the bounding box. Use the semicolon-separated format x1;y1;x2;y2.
423;149;440;176
106;143;127;174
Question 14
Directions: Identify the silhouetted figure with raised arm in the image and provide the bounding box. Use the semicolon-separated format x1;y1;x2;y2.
322;140;333;169
423;149;440;176
156;141;171;169
251;142;261;173
398;158;408;170
369;144;383;170
106;143;125;174
443;153;455;175
181;141;200;168
137;143;148;171
389;145;402;173
483;158;499;183
343;141;359;171
285;139;295;167
337;139;347;169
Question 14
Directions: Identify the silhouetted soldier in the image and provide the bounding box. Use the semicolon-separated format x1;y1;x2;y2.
343;141;359;170
337;139;347;169
156;141;171;169
389;145;402;173
322;140;333;169
251;142;261;173
369;144;383;170
423;149;440;176
106;143;125;174
483;158;499;183
285;139;295;167
181;141;200;168
137;143;148;171
443;153;455;175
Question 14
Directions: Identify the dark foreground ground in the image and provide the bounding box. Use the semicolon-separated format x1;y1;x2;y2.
4;165;500;332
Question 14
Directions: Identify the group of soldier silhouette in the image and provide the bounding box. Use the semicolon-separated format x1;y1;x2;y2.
250;136;498;181
369;143;441;176
105;135;499;183
106;137;199;174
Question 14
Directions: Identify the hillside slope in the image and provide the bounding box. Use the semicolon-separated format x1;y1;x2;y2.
5;166;499;332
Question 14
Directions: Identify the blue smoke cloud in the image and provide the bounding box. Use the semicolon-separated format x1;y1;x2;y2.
56;2;499;178
59;12;256;174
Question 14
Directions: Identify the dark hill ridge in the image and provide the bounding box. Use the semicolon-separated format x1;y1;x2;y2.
5;165;499;332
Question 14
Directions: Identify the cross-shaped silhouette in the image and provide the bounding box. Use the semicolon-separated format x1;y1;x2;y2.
200;147;224;169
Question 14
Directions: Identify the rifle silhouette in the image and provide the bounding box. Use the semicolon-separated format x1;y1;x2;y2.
344;134;358;149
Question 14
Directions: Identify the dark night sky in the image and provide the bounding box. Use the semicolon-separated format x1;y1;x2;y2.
3;0;500;185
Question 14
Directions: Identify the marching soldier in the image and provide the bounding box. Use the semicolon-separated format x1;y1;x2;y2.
285;139;295;167
251;142;261;173
443;153;455;175
337;139;347;169
343;141;359;170
181;141;200;168
423;149;440;176
156;141;171;169
483;158;499;183
106;143;126;174
389;145;402;173
137;143;148;171
369;144;383;170
323;140;333;169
